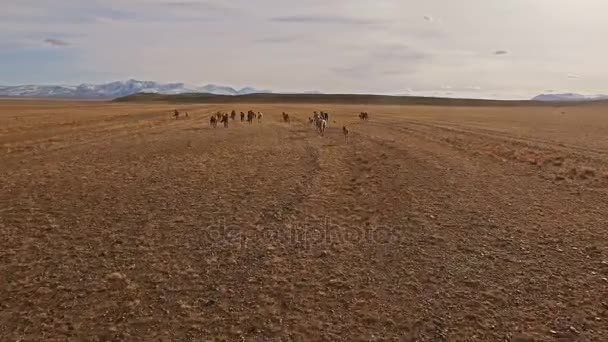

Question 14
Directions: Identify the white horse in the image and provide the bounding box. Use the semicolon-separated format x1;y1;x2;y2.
316;118;327;136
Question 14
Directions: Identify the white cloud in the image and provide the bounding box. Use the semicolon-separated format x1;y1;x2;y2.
1;0;608;98
43;38;69;47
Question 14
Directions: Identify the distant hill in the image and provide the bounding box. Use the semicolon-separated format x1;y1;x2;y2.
5;80;608;104
532;93;608;102
114;92;542;106
0;79;270;99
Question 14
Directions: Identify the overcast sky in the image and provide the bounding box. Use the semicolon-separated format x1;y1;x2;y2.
1;0;607;99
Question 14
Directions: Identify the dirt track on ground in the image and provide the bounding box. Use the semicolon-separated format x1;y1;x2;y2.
1;100;607;341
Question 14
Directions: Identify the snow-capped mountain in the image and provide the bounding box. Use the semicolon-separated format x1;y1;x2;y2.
0;79;270;98
0;85;76;97
532;93;608;102
194;85;273;96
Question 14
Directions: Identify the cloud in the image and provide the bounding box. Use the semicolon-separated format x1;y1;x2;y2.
270;15;376;26
92;7;136;22
328;43;430;82
331;64;373;78
371;44;429;62
254;36;300;44
3;1;608;98
331;47;428;79
160;1;239;14
162;1;210;7
43;38;69;47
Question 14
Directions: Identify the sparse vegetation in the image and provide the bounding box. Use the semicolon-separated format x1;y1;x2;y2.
1;99;608;340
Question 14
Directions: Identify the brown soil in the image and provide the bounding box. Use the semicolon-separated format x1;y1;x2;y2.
1;100;607;341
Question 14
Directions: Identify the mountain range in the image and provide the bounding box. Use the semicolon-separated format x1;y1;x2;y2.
1;80;607;102
0;79;271;98
532;93;608;102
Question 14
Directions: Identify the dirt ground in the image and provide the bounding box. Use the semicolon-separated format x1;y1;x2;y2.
1;100;607;341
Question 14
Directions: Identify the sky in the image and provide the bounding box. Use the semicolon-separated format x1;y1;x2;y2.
1;0;607;99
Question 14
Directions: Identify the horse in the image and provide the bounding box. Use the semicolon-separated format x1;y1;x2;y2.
210;116;217;128
173;109;180;120
319;119;327;136
322;112;329;127
257;112;263;123
342;126;349;142
230;110;236;121
315;117;327;136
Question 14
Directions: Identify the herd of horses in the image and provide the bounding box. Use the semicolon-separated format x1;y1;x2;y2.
171;108;369;140
208;110;262;128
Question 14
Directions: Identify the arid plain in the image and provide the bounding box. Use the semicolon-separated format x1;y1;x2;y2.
1;100;607;341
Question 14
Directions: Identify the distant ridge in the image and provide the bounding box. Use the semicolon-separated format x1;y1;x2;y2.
0;79;271;98
114;92;540;106
532;93;608;102
3;79;607;104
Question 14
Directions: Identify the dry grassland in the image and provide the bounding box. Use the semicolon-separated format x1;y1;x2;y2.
1;100;607;341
